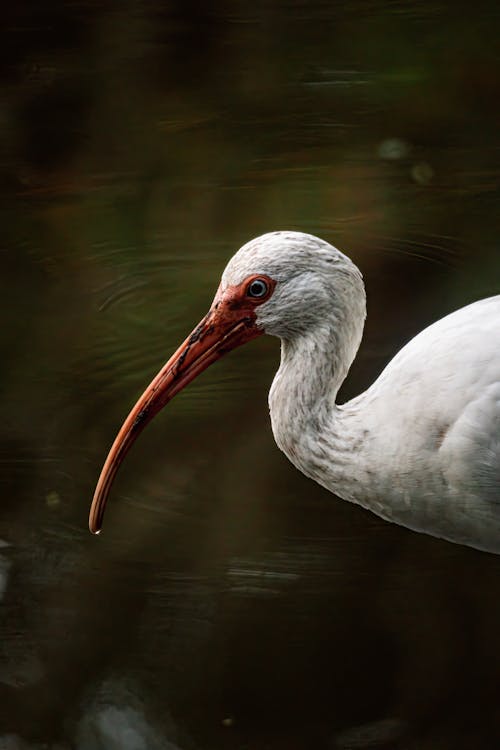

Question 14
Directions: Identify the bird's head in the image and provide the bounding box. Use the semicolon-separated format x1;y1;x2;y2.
220;231;363;339
89;231;364;534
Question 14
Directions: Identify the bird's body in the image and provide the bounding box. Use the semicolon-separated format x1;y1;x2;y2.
90;231;500;554
270;294;500;553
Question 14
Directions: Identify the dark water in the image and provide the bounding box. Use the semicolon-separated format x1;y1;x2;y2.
1;2;500;748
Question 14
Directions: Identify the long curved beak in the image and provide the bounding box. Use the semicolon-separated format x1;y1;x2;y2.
89;287;262;534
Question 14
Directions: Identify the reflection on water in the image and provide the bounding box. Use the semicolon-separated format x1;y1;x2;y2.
1;1;500;748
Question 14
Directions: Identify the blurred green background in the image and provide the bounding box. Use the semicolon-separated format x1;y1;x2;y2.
0;1;499;748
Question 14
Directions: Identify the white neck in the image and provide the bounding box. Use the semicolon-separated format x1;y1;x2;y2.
268;306;373;508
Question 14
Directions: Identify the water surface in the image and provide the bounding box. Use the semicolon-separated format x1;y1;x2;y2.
1;2;500;748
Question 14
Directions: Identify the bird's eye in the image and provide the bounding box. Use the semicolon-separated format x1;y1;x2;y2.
246;278;269;298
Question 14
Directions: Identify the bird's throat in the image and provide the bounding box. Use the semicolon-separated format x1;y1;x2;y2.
268;328;368;503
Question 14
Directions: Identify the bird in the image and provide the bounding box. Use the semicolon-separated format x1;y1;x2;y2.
89;231;500;554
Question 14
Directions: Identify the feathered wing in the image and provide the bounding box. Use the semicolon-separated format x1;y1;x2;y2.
349;296;500;551
440;380;500;503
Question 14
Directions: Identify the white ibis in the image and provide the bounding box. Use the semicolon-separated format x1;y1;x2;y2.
89;231;500;553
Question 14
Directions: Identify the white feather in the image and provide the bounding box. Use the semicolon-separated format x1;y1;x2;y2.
223;232;500;554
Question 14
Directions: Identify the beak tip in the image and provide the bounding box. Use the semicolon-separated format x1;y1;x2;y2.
89;518;102;535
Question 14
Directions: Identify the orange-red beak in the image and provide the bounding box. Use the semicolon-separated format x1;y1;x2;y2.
89;282;265;534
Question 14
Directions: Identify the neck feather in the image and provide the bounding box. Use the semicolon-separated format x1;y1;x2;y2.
268;304;371;504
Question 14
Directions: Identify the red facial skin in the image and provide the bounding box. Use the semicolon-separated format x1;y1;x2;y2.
88;274;276;534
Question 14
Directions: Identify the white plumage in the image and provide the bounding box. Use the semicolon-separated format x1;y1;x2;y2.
89;231;500;553
223;232;500;553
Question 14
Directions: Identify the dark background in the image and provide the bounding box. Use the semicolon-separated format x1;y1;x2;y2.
0;1;499;748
